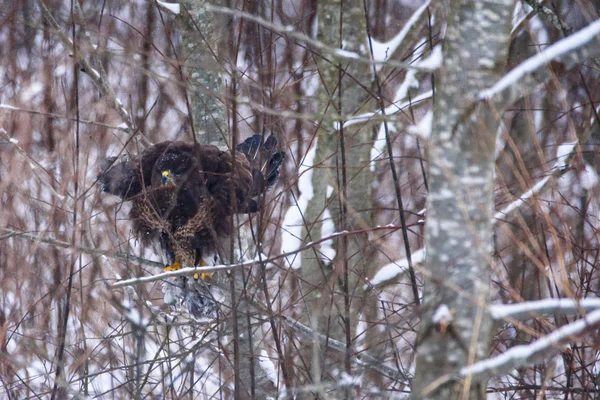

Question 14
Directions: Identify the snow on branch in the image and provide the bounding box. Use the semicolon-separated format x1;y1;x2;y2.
202;4;428;72
111;262;256;288
370;137;578;289
494;139;577;221
460;308;600;382
491;298;600;321
523;1;600;67
366;247;426;288
494;175;552;220
480;18;600;101
3;225;405;288
412;45;443;72
283;317;410;383
342;90;432;129
554;141;577;170
407;110;433;139
156;1;180;14
370;0;432;68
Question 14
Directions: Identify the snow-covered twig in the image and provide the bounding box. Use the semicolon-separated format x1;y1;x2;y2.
460;308;600;382
494;175;552;221
111;262;256;288
522;0;600;69
112;225;411;287
202;4;428;72
491;298;600;321
370;0;432;67
480;18;600;102
342;90;432;129
366;247;426;288
369;136;579;288
3;225;408;285
494;140;577;221
283;317;410;383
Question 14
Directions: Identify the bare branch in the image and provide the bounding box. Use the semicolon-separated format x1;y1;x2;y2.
1;228;164;269
491;298;600;321
201;3;429;72
481;18;600;104
283;317;411;384
0;129;65;201
461;308;600;383
0;104;129;131
370;0;433;67
38;0;151;149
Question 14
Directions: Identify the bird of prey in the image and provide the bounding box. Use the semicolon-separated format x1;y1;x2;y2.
98;135;284;319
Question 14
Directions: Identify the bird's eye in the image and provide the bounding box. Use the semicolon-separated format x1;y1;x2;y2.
161;170;170;184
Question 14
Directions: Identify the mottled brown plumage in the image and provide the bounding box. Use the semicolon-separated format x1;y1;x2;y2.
99;135;284;268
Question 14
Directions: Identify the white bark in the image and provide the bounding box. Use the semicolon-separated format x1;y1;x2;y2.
178;0;228;149
412;1;515;398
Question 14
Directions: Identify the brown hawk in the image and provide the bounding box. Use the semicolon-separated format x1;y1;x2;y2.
98;135;284;319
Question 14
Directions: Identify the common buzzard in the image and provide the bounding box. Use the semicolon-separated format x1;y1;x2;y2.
99;135;284;319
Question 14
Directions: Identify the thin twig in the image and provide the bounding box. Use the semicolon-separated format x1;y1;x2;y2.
491;298;600;321
38;0;151;149
0;104;129;131
50;4;80;398
0;129;66;201
2;224;414;288
361;0;420;305
461;308;600;383
283;316;410;384
201;3;428;72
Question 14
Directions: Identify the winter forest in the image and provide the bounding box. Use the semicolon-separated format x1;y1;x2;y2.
1;0;600;399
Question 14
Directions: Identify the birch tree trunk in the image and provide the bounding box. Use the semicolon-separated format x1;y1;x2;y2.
176;3;275;398
412;1;514;398
298;0;376;393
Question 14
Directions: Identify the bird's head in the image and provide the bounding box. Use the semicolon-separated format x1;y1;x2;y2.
161;170;175;185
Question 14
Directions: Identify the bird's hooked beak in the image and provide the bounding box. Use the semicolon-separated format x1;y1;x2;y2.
161;170;173;184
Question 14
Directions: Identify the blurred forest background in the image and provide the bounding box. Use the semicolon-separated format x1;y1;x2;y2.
1;0;600;398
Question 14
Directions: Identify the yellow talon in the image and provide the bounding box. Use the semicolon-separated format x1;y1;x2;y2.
193;260;212;281
164;259;182;280
193;272;213;280
164;259;182;272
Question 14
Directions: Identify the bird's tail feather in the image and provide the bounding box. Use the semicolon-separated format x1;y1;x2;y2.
236;135;285;196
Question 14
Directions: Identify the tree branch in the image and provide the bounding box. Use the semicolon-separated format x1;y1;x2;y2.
481;18;600;104
461;308;600;383
491;298;600;321
283;316;410;385
38;0;151;149
201;3;428;71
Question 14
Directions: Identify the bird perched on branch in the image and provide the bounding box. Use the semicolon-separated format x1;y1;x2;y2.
98;135;285;319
